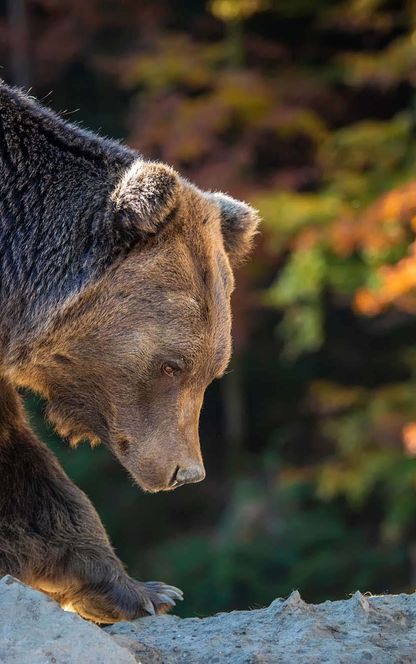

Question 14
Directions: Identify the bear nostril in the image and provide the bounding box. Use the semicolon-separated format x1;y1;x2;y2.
174;464;206;486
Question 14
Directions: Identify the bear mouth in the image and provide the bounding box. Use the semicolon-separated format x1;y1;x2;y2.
132;468;187;494
143;482;185;494
163;481;185;491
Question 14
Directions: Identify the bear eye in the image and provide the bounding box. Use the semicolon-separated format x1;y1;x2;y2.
161;361;181;377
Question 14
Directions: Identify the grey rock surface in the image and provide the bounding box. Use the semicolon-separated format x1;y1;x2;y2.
1;574;416;663
0;575;137;664
106;589;416;664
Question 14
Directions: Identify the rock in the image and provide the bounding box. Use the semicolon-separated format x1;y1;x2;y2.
110;634;169;663
105;589;416;664
1;575;416;663
0;575;137;664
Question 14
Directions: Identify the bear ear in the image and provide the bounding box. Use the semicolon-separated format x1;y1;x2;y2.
211;192;260;265
111;160;179;248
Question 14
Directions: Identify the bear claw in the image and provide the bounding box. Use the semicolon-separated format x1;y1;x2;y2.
142;596;156;615
156;593;176;606
145;581;184;601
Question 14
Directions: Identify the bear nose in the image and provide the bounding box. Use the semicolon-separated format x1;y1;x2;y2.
174;464;206;486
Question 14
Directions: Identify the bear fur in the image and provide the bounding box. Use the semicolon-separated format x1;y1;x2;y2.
0;80;259;623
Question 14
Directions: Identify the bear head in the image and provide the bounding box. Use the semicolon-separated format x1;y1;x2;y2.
23;161;259;493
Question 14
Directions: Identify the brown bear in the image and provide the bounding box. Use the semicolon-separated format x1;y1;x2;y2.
0;81;259;623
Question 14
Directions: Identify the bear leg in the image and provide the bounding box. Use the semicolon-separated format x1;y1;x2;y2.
0;377;182;623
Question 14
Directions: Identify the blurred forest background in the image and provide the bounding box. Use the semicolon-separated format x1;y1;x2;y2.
4;0;416;616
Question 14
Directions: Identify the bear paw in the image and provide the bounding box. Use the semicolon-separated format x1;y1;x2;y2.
61;577;183;624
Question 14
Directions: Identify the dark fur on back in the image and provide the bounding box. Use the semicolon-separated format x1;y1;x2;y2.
0;81;139;346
